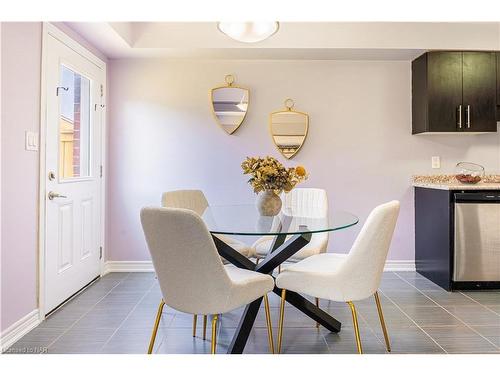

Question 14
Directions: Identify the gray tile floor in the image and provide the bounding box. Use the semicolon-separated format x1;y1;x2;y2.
5;271;500;354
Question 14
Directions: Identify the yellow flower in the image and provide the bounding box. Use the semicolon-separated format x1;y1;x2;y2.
295;166;306;177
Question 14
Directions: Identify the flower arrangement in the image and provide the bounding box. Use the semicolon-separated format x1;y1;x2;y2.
241;156;307;194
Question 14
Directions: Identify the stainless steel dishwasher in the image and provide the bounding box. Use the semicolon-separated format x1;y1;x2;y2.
453;192;500;288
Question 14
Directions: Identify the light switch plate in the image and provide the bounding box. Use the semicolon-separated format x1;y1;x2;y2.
25;131;39;151
431;156;441;169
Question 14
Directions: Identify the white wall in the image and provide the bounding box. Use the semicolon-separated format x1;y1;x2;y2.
107;59;500;262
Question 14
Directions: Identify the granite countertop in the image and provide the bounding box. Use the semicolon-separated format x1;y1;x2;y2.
412;174;500;190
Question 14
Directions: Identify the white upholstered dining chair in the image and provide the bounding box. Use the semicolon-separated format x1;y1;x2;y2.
162;189;252;339
141;207;275;354
275;201;400;354
251;188;329;262
251;188;329;322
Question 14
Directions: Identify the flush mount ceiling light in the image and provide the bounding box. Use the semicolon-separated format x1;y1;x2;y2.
217;22;279;43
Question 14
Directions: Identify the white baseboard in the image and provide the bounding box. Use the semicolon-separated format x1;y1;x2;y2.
103;261;154;274
1;309;41;352
384;260;416;272
104;260;416;273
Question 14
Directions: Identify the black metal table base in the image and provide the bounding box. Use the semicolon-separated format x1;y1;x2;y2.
212;233;342;354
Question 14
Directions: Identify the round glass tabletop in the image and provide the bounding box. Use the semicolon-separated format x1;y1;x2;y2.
202;204;359;236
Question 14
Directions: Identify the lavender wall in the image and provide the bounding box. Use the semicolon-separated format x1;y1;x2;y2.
1;22;42;331
1;23;499;335
0;22;107;332
107;59;500;262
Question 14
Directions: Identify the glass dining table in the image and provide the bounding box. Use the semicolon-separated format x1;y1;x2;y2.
201;204;359;354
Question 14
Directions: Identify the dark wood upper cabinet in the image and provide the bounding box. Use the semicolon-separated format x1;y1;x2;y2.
498;53;500;104
427;52;463;133
412;51;497;134
496;52;500;119
462;52;497;132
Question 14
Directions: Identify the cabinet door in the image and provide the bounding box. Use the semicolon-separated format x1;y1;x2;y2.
496;53;500;121
462;52;497;132
497;53;500;106
427;52;463;132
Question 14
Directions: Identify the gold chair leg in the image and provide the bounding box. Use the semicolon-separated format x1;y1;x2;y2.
263;295;275;354
374;291;391;352
347;301;363;354
277;289;286;354
148;299;165;354
256;258;260;265
211;315;218;354
315;297;320;328
202;315;208;340
192;314;197;337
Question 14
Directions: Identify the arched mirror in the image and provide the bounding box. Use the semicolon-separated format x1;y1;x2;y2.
269;98;309;159
210;75;249;135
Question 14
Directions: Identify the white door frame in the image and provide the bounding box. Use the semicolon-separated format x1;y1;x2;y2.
38;23;107;319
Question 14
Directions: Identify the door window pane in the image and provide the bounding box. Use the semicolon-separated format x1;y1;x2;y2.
59;65;91;179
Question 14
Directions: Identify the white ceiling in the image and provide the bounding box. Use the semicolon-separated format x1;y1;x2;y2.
65;22;500;60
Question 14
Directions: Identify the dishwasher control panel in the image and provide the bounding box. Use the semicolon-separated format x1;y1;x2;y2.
454;192;500;203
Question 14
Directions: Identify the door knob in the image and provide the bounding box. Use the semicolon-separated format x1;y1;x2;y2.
48;191;67;200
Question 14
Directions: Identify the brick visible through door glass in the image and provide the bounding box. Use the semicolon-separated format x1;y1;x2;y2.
59;65;91;179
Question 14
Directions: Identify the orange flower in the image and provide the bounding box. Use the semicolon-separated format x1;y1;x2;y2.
295;166;306;177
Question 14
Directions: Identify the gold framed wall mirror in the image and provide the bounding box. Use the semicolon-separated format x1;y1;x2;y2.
210;74;249;135
269;98;309;159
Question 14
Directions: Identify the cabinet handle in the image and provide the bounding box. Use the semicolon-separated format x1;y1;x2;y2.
457;105;462;129
466;105;471;129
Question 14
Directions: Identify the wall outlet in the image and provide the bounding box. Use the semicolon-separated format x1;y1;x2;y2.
431;156;441;169
25;131;39;151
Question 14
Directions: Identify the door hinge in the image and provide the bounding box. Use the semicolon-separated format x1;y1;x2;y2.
99;246;103;259
99;85;106;108
100;165;103;178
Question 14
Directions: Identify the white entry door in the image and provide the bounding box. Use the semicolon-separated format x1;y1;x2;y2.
43;32;105;313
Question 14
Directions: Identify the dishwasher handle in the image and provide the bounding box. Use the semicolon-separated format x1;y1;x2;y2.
454;192;500;203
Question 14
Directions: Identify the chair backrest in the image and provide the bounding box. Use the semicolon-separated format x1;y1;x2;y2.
161;190;209;215
140;207;233;314
340;201;400;299
284;188;329;256
282;188;328;218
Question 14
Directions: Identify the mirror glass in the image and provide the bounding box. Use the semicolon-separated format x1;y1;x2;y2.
211;87;249;134
270;106;308;159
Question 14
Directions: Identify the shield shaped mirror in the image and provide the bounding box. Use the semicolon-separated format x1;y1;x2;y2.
210;75;249;135
270;99;309;159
